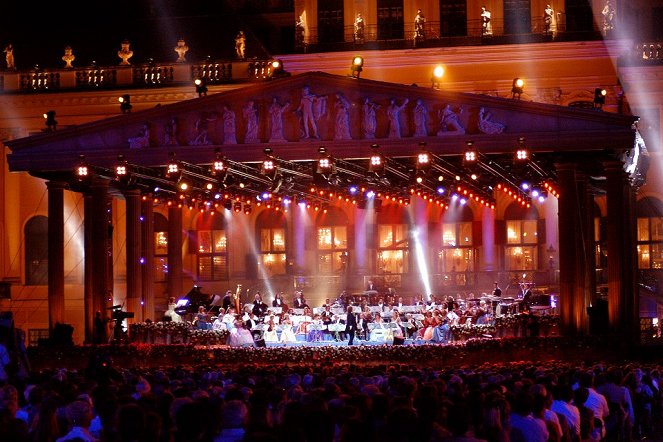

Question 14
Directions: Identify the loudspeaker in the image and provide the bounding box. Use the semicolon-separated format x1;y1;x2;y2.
254;338;266;348
392;336;405;346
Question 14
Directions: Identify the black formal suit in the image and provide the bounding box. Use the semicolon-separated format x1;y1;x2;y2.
272;298;284;308
345;310;358;345
294;298;308;309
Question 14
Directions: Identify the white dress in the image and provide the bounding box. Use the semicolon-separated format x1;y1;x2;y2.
280;321;297;343
165;303;182;323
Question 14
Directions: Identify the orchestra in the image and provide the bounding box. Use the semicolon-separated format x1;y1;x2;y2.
170;281;555;345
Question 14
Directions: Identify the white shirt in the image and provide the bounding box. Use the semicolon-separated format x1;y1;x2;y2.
584;387;610;420
551;400;580;437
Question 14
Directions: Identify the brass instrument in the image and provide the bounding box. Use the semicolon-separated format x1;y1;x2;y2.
234;284;242;313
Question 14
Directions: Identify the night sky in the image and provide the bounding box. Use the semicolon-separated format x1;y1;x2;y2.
0;1;270;69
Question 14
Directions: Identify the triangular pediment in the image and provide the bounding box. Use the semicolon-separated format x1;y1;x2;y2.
8;71;638;167
6;72;644;201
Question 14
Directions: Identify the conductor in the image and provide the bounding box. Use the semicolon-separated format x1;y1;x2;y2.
345;305;358;345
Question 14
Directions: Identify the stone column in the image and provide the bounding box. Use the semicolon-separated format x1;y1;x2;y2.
46;181;66;333
83;192;94;343
167;205;183;299
141;197;155;322
125;189;142;322
482;206;496;272
604;161;638;340
90;180;111;319
555;163;579;334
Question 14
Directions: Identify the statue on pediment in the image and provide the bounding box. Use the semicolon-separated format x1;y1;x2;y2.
243;101;259;143
4;44;14;70
164;117;179;146
235;31;246;59
189;112;216;146
174;39;189;63
477;107;505;134
437;104;465;135
128;123;151;149
222;106;237;145
387;98;409;139
362;98;380;139
413;99;428;137
295;86;327;139
118;40;133;66
295;15;305;48
354;13;365;44
334;92;352;140
269;98;290;143
62;46;75;69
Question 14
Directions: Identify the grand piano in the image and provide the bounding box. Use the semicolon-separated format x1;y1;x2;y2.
175;285;213;319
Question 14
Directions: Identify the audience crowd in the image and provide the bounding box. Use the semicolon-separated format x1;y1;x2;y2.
0;356;661;442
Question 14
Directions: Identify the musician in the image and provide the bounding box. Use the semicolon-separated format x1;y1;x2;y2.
263;315;278;343
415;294;427;309
307;314;324;342
396;296;405;311
330;313;347;341
369;312;388;342
391;310;405;340
376;298;386;312
321;304;334;340
245;312;261;340
165;297;182;323
212;312;226;331
252;293;269;318
272;292;286;308
293;291;309;309
426;294;439;311
279;314;297;343
222;290;234;311
222;307;236;331
193;306;210;330
366;280;377;291
492;282;502;297
345;305;358;345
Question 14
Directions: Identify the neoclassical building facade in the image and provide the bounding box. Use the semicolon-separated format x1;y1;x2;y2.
0;0;662;345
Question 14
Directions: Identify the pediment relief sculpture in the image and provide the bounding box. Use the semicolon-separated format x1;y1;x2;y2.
437;105;465;136
128;123;151;149
189;112;217;146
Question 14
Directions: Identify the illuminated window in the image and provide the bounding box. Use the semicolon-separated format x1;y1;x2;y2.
25;216;48;286
154;213;169;282
504;204;539;271
316;208;349;274
195;214;228;281
438;206;474;286
377;224;408;274
439;222;474;274
257;211;287;277
636;197;663;269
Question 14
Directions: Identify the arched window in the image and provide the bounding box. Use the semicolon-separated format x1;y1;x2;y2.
376;204;409;274
504;203;539;271
194;213;228;280
439;205;474;286
154;212;169;282
25;216;48;286
636;197;663;269
316;207;349;274
256;210;287;277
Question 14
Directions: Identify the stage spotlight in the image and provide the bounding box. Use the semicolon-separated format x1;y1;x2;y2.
194;78;208;97
514;137;529;164
316;146;336;175
119;94;132;113
512;78;524;99
416;143;431;171
368;144;385;174
233;201;242;213
594;87;607;110
43;110;57;131
75;155;90;181
350;55;364;78
261;148;277;178
269;59;287;78
463;141;478;166
432;65;445;89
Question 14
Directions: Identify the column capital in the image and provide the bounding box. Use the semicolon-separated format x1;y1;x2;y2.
46;180;67;190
